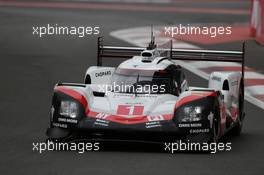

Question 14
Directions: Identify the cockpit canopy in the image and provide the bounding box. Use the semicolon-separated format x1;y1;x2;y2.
111;68;173;94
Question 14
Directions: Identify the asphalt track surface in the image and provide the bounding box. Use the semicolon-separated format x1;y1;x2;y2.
0;1;264;174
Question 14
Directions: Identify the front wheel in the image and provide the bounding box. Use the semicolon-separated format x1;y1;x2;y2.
209;106;220;143
46;127;72;142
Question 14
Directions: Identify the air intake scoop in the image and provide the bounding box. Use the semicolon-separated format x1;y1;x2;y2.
141;49;160;62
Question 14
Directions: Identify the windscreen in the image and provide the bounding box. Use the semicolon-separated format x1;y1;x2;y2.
111;68;172;94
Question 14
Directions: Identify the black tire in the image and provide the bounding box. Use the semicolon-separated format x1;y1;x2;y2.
46;127;72;142
46;132;75;143
209;105;220;143
231;83;244;136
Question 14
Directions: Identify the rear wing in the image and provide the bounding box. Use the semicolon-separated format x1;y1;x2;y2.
97;37;144;66
97;37;245;80
170;43;245;80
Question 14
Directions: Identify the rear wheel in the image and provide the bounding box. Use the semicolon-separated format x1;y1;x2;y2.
231;83;244;136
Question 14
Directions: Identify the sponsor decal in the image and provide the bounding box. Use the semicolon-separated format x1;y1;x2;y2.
95;113;109;119
52;122;67;128
231;80;238;86
147;115;164;121
58;117;78;124
178;123;202;128
190;128;210;133
94;119;109;126
212;76;221;82
95;71;111;77
145;121;161;128
113;93;157;98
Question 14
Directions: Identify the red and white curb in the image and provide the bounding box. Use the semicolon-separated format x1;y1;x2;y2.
110;27;264;110
250;0;264;44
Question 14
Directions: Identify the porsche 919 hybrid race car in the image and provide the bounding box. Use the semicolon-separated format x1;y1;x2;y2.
46;36;245;144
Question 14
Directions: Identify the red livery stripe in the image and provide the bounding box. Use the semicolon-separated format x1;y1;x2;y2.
55;86;88;109
175;91;217;109
89;114;173;124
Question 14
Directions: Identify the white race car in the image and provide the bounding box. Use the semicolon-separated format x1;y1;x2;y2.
46;36;245;143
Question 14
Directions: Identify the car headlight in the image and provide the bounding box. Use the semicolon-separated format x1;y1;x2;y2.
181;106;203;122
59;101;78;118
